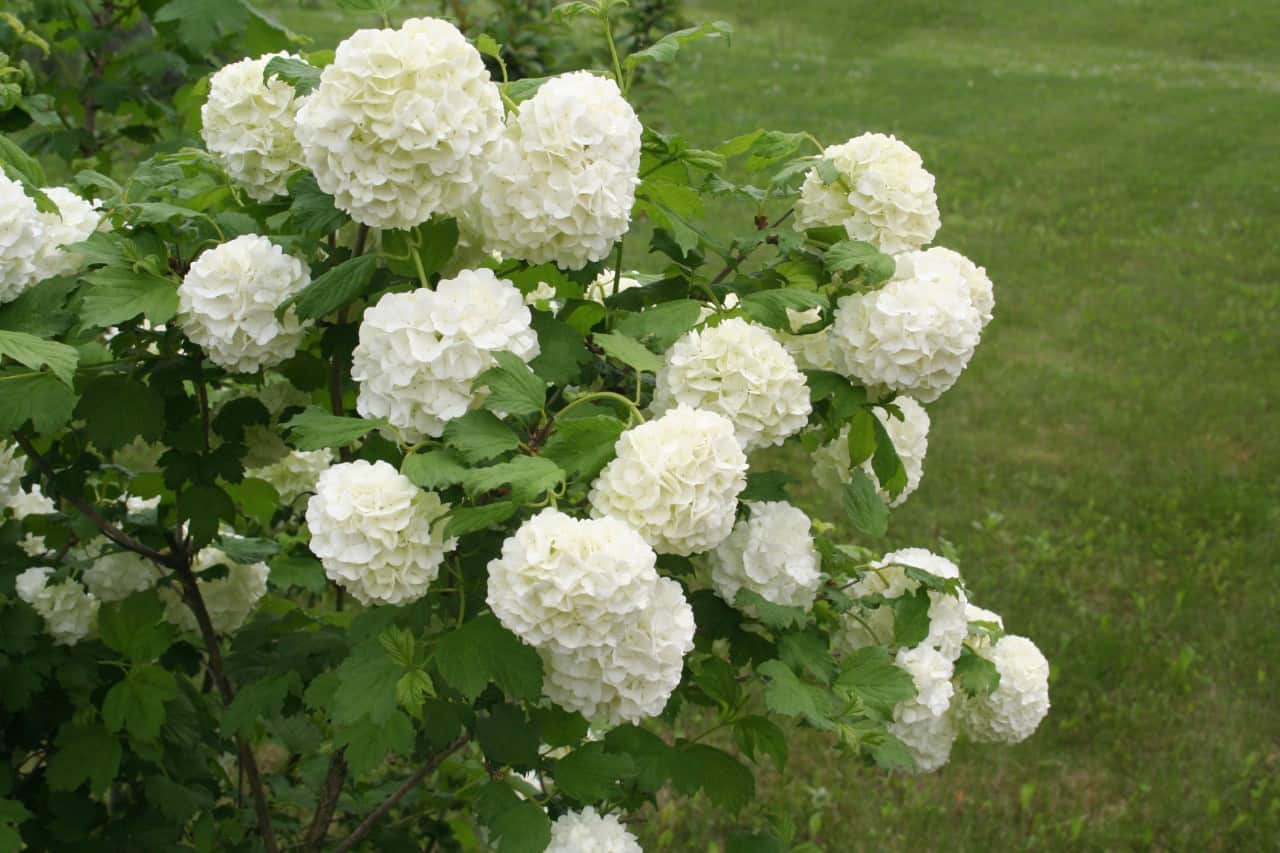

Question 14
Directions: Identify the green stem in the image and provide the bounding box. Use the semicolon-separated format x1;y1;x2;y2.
554;391;645;426
412;248;430;289
603;9;626;93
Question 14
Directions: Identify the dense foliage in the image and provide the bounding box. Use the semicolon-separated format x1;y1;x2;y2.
0;1;1047;850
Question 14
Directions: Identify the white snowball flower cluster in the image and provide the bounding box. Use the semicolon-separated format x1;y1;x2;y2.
351;268;539;440
958;634;1050;744
82;551;161;602
546;807;642;853
248;448;334;505
837;547;968;660
305;460;456;605
201;53;306;201
19;533;47;557
830;264;982;403
889;645;958;773
33;187;104;281
708;501;822;610
9;485;55;519
539;576;694;725
589;406;747;556
0;174;46;304
478;72;642;270
160;547;270;635
0;441;25;504
294;18;503;229
488;509;695;724
178;235;311;373
813;396;930;506
15;567;99;645
794;132;940;254
652;319;812;451
903;246;995;328
583;268;642;303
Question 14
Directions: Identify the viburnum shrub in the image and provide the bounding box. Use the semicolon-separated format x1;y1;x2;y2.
0;2;1049;850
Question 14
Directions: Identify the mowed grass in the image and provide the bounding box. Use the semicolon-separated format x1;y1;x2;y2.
282;2;1280;849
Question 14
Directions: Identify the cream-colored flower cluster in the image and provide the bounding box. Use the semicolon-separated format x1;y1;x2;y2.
177;235;311;373
653;318;812;451
82;551;161;603
294;18;504;229
15;567;99;645
201;53;307;201
795;133;940;254
351;268;539;441
813;396;930;506
247;448;334;505
957;634;1051;744
708;500;822;610
546;806;643;853
488;509;694;724
478;72;642;270
160;547;270;635
305;460;456;606
0;175;104;304
589;406;747;556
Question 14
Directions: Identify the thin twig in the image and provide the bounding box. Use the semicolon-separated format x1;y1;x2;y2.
13;433;172;566
302;750;348;850
332;736;469;853
169;544;280;853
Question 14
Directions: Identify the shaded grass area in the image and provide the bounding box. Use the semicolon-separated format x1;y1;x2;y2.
281;1;1280;848
636;1;1280;849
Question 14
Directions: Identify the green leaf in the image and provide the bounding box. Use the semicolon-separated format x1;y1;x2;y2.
868;731;915;771
0;135;46;186
80;267;178;327
694;656;741;707
477;703;541;769
178;484;235;549
102;665;178;743
0;330;78;386
433;613;542;702
624;20;732;71
955;648;1002;698
733;716;788;772
268;555;327;593
460;456;564;503
283;254;377;321
223;673;301;737
476;783;551;853
0;369;76;433
443;502;517;538
98;593;173;662
870;415;908;498
403;448;469;489
613;300;702;352
476;351;545;417
285;406;383;450
739;289;829;330
144;775;213;824
756;659;834;728
284;173;348;235
540;415;625;480
671;744;755;810
825;240;895;283
846;408;877;466
263;54;320;95
554;742;636;803
336;711;413;776
779;632;838;684
834;646;916;714
331;641;405;726
745;130;808;171
892;587;933;648
735;589;808;630
740;470;789;503
75;375;165;451
0;277;77;337
154;0;249;52
532;705;590;749
593;331;662;374
842;469;888;538
46;722;120;794
226;478;281;524
804;369;868;419
530;314;591;385
442;410;521;463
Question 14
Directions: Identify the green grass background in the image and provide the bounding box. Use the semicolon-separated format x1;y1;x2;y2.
288;1;1280;848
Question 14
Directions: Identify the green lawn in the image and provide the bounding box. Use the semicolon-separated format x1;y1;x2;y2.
283;2;1280;848
634;1;1280;850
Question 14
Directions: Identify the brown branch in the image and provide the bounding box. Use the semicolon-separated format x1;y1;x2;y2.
13;433;172;566
195;355;211;452
170;547;280;853
332;736;469;853
301;750;348;850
